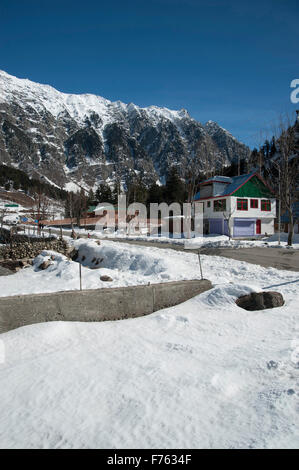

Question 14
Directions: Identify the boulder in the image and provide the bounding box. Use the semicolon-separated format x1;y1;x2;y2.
69;248;79;261
236;291;284;311
38;260;51;270
100;275;113;282
19;259;29;267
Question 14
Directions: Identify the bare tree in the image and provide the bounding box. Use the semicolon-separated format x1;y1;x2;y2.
31;190;50;222
222;207;234;240
0;207;9;229
269;114;299;246
67;189;88;228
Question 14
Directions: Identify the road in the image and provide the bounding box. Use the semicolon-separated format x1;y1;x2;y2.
18;226;299;273
199;246;299;272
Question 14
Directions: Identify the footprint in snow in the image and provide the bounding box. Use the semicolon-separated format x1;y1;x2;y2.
166;342;193;354
267;360;278;370
176;316;189;324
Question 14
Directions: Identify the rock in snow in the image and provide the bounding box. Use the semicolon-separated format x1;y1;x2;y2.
100;275;113;282
236;291;285;311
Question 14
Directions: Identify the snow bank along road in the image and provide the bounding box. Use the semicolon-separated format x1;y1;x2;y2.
99;239;299;272
21;225;299;271
0;239;298;448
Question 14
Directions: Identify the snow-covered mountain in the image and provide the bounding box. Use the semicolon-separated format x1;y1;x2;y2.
0;70;250;190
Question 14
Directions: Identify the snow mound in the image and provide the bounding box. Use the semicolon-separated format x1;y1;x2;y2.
74;239;169;276
199;284;257;308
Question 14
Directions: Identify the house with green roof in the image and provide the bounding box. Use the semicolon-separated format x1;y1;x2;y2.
193;172;276;237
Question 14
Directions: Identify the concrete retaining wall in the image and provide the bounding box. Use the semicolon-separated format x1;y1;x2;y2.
0;279;212;334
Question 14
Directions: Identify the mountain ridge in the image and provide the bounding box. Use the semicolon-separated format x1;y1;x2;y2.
0;70;250;190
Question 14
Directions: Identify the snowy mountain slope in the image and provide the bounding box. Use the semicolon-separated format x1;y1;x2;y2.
0;70;250;189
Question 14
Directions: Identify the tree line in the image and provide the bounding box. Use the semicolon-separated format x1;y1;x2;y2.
0;164;68;202
247;114;299;245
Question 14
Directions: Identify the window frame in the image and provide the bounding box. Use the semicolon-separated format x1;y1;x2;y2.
261;199;271;211
213;199;226;212
250;199;258;209
237;198;248;211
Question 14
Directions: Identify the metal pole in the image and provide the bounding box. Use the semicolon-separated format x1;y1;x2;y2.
278;167;281;246
79;263;82;291
198;250;203;280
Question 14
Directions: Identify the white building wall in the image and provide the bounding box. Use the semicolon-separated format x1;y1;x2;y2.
202;197;230;219
198;195;276;236
230;197;276;218
261;218;274;235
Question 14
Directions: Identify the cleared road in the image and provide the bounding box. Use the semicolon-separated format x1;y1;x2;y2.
199;246;299;272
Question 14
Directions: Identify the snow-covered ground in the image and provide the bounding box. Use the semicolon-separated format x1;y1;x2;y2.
0;238;298;297
22;222;299;249
184;232;299;250
103;231;299;250
55;226;299;250
0;240;298;448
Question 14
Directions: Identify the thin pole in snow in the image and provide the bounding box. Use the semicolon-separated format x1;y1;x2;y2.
79;263;82;291
198;250;203;280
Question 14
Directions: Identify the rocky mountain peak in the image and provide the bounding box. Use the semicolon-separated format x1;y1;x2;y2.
0;70;250;190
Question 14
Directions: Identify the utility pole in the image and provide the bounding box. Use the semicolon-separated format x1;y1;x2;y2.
278;166;281;246
273;161;281;246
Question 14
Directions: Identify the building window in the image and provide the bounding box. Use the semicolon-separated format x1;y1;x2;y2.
207;201;211;208
261;199;271;211
213;199;226;211
250;199;258;209
237;199;248;211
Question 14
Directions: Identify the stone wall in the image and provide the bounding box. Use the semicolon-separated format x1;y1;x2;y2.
0;228;69;260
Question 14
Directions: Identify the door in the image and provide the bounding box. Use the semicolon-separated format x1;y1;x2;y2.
256;219;261;234
233;218;255;237
209;219;223;234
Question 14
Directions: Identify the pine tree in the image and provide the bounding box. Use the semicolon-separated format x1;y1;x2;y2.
95;183;113;204
87;188;95;207
147;183;164;205
111;180;122;205
164;167;187;205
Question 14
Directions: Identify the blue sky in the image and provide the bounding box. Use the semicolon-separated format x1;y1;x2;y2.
0;0;298;147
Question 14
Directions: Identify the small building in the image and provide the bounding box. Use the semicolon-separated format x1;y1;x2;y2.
4;203;19;208
193;172;276;238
